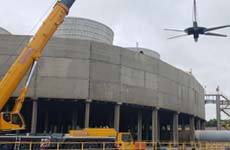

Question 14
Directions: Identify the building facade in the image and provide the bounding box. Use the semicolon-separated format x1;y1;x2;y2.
0;18;205;142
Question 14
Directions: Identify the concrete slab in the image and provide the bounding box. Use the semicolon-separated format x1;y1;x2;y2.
91;42;121;64
36;77;89;99
121;48;158;74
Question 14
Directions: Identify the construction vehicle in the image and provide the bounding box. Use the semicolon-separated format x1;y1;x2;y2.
0;128;146;149
65;128;146;150
0;0;76;131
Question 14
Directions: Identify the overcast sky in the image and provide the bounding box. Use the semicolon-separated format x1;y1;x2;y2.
1;0;230;120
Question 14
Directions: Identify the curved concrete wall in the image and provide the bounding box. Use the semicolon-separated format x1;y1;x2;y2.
0;34;205;119
126;47;160;59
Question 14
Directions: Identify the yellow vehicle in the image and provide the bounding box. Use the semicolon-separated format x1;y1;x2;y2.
67;128;146;150
0;128;146;149
0;0;76;131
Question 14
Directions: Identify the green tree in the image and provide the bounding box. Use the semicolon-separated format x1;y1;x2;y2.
206;119;217;127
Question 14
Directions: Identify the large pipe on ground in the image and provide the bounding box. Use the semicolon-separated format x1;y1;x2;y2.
195;130;230;142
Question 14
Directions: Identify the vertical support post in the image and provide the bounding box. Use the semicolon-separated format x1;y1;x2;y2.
57;143;60;150
114;102;121;131
103;142;105;150
196;119;201;130
109;113;114;128
152;108;159;142
44;108;49;133
189;116;195;141
137;110;142;141
29;142;32;150
145;122;150;141
181;115;186;143
201;121;206;130
31;99;38;134
72;106;78;129
84;99;91;128
181;116;186;132
173;112;179;145
216;94;221;130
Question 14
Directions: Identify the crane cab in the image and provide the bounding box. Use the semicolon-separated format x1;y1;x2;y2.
117;132;135;149
0;112;25;131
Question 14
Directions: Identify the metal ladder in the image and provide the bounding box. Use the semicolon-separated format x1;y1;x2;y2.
14;136;21;150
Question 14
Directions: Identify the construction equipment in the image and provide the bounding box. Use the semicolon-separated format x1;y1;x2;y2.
0;128;146;149
66;128;146;150
0;0;76;131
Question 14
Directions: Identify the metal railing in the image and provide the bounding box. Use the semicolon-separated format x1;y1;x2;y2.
1;141;230;150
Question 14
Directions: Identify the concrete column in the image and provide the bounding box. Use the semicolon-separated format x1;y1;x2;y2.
158;119;161;141
173;112;179;144
31;100;38;134
44;109;49;133
114;103;121;131
196;119;201;130
152;108;159;142
109;113;114;128
72;108;78;129
201;121;206;130
189;116;195;141
145;122;150;141
137;110;142;141
84;100;91;128
216;94;221;130
181;117;186;131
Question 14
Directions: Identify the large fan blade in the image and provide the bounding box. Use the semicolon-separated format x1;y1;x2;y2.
204;32;227;37
205;25;230;32
164;29;185;32
193;0;198;22
167;34;189;40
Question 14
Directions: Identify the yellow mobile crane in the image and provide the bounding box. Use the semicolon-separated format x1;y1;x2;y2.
0;0;76;131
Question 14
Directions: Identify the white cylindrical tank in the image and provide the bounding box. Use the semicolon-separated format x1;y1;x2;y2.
0;27;11;35
54;17;114;45
195;130;230;142
126;47;160;59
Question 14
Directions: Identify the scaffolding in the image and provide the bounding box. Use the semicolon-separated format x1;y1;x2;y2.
205;88;230;130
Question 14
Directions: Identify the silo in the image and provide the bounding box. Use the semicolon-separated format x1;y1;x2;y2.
54;17;114;45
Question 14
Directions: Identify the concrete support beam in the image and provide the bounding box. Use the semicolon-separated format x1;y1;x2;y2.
114;102;121;131
201;121;206;130
189;116;195;141
181;117;186;131
31;100;38;134
109;113;113;128
173;112;179;144
44;108;49;133
145;122;150;141
84;99;91;128
137;110;142;141
216;94;221;130
196;119;201;130
72;107;78;129
152;108;159;142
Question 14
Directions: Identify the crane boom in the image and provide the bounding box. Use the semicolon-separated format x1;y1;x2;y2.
0;0;75;131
